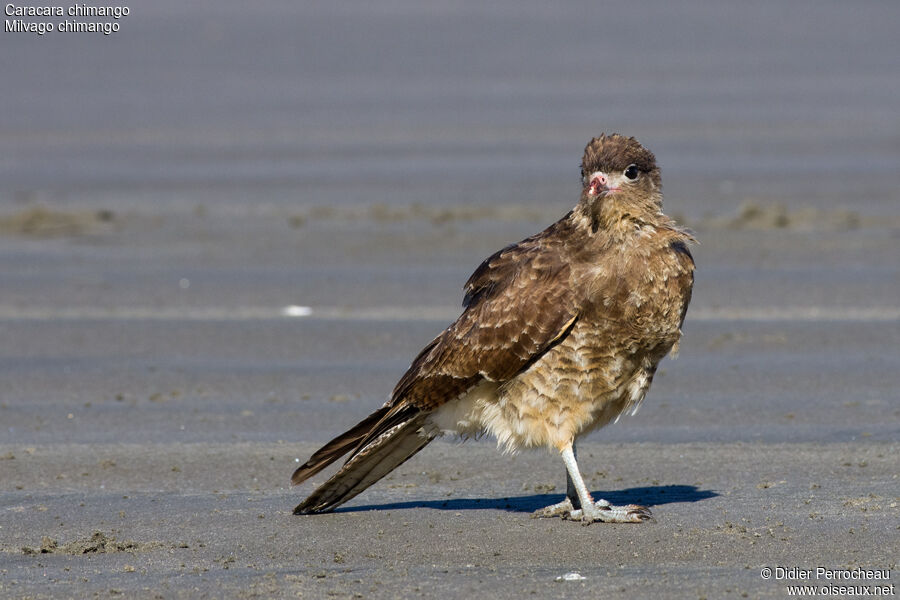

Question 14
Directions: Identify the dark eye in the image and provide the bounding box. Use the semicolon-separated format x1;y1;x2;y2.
624;164;639;180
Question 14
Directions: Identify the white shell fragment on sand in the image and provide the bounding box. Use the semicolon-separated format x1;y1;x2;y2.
555;572;586;582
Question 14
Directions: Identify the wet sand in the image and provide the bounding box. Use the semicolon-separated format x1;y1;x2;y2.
1;1;899;598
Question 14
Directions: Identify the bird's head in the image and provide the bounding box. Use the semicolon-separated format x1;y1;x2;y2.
579;133;662;226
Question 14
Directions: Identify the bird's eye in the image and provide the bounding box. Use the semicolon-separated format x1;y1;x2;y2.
624;164;639;180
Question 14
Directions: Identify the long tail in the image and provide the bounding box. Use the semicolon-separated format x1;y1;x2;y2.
292;405;435;514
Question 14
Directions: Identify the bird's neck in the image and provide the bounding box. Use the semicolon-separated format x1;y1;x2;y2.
571;198;664;239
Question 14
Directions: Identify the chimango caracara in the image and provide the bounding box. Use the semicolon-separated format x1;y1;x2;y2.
292;134;695;523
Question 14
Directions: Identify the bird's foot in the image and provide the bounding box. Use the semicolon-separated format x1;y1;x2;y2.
534;498;651;524
532;498;575;519
572;499;652;524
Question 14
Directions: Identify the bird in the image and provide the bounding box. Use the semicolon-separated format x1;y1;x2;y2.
291;133;695;523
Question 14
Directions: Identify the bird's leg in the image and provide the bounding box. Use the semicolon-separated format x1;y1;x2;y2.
534;441;652;524
567;440;582;509
532;440;580;518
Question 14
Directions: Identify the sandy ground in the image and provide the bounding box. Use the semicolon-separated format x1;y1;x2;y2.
0;208;897;599
1;1;899;598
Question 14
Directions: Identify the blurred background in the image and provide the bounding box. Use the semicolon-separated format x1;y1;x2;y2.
5;1;900;208
1;0;898;447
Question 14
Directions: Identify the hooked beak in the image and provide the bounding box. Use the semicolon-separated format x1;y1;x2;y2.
587;171;612;196
587;171;619;197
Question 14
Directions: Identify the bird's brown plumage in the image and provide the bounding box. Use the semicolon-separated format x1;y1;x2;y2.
292;134;694;517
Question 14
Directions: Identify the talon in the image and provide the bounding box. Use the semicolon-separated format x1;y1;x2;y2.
626;504;653;522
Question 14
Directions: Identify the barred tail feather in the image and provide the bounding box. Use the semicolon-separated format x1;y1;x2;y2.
291;405;394;487
293;413;434;514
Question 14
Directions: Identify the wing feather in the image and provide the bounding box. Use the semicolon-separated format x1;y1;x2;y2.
392;221;580;412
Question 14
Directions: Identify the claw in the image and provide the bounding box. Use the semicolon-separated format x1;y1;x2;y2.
622;504;653;522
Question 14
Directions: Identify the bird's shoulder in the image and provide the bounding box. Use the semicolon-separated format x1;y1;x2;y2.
614;217;696;280
462;215;578;308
